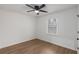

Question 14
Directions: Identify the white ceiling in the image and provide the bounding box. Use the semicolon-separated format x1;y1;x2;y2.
0;4;77;16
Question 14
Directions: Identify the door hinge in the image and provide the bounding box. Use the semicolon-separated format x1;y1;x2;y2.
77;14;79;17
77;38;79;40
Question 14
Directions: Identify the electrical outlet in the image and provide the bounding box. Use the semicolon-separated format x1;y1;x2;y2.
77;48;79;50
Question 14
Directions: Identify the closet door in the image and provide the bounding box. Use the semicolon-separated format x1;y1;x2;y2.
77;5;79;53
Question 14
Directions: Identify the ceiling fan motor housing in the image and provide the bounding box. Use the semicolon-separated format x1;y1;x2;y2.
35;6;39;10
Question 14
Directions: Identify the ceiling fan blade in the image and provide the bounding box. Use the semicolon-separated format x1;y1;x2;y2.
39;10;48;13
27;10;35;12
25;4;34;9
39;4;45;9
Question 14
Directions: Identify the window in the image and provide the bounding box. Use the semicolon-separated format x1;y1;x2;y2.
48;18;56;34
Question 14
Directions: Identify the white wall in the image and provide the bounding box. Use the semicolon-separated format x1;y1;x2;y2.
0;10;36;48
36;7;78;50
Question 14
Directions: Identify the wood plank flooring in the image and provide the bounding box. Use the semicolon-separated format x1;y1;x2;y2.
0;39;77;54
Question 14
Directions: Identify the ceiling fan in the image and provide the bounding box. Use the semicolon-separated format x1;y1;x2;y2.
25;4;48;15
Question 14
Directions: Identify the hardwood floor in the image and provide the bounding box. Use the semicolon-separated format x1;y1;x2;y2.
0;39;77;54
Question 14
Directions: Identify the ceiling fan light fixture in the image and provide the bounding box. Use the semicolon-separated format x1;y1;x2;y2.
35;10;39;13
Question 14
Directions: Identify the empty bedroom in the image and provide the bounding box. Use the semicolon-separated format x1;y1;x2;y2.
0;4;79;54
